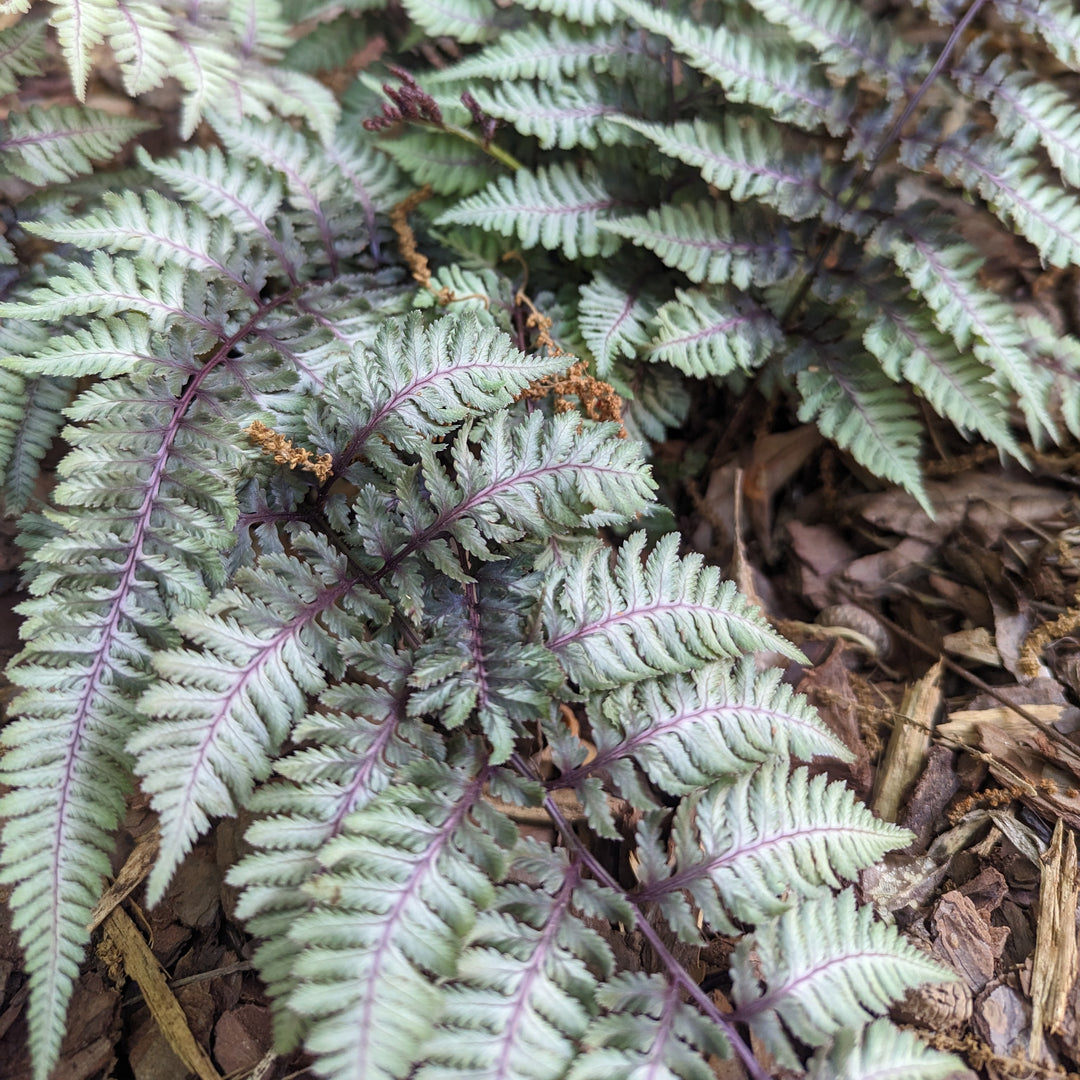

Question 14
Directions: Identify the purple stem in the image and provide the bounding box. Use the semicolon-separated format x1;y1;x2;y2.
509;753;773;1080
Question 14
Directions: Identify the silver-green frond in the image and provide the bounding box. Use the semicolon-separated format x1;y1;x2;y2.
543;532;804;691
0;104;153;186
511;0;619;25
286;762;514;1080
644;764;911;932
435;163;624;260
577;273;655;376
600;201;798;289
570;971;732;1080
416;847;613;1080
732;888;956;1068
401;0;502;42
795;343;931;513
646;287;783;378
808;1018;968;1080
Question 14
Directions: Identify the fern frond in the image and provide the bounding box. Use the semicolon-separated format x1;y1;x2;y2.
0;17;47;95
321;129;410;256
105;0;176;95
0;368;27;493
358;410;655;600
558;663;846;810
213;118;347;270
435;162;624;260
0;321;47;507
577;273;654;376
641;764;909;934
858;289;1022;456
808;1018;965;1080
0;363;247;1079
0;318;72;511
286;761;513;1080
320;312;568;459
0;373;74;513
1027;314;1080;441
928;130;1080;267
416;849;610;1080
174;34;245;137
381;130;494;197
27;190;252;292
795;342;930;513
646;288;782;378
401;0;501;42
512;0;618;24
731;889;954;1068
0;104;152;185
600;201;798;288
614;116;828;221
472;76;628;151
572;971;731;1080
131;531;390;904
423;22;631;83
614;0;853;135
873;215;1056;439
956;41;1080;187
130;4;336;138
994;0;1080;70
544;532;803;692
743;0;918;92
413;265;516;328
240;61;342;144
0;690;130;1080
137;144;285;232
0;252;225;331
284;11;375;74
408;562;564;762
615;361;691;443
47;0;118;99
229;671;440;1049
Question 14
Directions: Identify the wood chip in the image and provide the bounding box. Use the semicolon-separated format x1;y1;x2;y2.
1029;819;1079;1062
872;660;943;823
942;627;1001;667
87;825;159;933
100;906;223;1080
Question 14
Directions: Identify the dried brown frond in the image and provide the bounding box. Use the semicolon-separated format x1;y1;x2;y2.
947;785;1026;824
245;420;333;483
499;264;625;435
1020;605;1080;677
390;186;489;308
517;360;626;435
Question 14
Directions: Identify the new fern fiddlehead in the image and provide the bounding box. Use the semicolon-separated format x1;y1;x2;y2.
4;0;1060;1077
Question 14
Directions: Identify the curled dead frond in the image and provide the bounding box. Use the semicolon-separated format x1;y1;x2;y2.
245;420;333;482
391;186;489;308
518;359;626;434
1020;605;1080;677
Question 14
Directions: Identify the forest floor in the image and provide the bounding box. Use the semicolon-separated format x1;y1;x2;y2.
5;15;1080;1080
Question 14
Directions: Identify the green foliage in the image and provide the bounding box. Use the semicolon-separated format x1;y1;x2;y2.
401;0;502;42
731;889;949;1067
2;0;337;137
1;104;153;185
436;162;624;259
360;0;1080;508
5;1;1065;1078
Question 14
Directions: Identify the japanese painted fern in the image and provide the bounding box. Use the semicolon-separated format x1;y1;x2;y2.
6;0;1070;1077
363;0;1080;513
